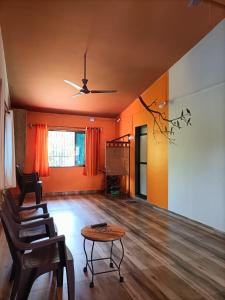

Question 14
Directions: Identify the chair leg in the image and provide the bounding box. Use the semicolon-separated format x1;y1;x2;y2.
10;269;21;300
66;261;75;300
15;270;35;300
19;192;25;206
56;267;64;287
9;262;16;282
35;185;42;205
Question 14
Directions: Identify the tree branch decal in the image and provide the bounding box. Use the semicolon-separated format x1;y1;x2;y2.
139;96;192;143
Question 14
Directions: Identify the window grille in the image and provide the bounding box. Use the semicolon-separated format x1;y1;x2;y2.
48;130;85;167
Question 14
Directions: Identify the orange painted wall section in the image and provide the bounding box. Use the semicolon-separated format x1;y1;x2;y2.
117;73;168;209
25;112;116;193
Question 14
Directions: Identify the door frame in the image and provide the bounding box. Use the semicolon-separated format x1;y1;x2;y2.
135;125;147;199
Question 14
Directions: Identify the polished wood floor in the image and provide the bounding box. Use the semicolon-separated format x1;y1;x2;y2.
0;194;225;300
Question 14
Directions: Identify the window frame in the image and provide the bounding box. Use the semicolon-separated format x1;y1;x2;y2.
74;130;86;167
48;129;85;168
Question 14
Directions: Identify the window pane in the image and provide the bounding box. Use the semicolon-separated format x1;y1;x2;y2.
48;131;75;167
75;132;85;166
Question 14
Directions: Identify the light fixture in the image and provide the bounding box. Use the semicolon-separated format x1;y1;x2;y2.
128;135;134;141
158;101;167;109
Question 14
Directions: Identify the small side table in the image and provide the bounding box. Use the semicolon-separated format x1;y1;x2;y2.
81;224;125;288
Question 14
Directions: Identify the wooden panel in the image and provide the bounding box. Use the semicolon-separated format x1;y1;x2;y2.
106;144;129;176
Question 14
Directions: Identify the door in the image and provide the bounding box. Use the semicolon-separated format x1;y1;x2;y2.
135;125;147;199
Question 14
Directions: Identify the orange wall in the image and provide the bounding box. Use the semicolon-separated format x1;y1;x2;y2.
116;73;168;209
25;112;116;193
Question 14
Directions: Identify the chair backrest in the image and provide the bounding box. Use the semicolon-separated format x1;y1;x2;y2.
0;202;24;264
16;165;40;191
3;189;19;218
16;164;23;190
1;202;21;241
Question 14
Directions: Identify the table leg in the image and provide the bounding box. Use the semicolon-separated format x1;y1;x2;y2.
82;237;125;287
83;238;88;273
110;241;114;268
90;241;95;288
118;238;124;282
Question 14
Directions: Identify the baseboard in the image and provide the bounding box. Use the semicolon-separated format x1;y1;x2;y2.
132;196;225;237
43;190;104;197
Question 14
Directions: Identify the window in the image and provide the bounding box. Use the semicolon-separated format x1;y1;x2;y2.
75;132;85;166
48;130;85;167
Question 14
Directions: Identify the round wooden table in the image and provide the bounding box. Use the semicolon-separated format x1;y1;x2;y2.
81;224;125;288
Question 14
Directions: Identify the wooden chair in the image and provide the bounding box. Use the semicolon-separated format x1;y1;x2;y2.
0;204;75;300
16;165;43;206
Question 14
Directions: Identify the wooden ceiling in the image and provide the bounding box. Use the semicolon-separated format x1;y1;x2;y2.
0;0;224;117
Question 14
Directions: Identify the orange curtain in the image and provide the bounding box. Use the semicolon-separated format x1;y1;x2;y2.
34;124;49;177
84;127;100;176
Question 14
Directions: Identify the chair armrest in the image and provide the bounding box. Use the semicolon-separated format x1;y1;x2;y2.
32;235;65;249
19;217;56;237
19;203;48;213
20;213;50;222
20;235;65;251
19;217;54;228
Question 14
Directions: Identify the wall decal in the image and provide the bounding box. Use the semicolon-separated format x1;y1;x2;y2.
139;96;192;143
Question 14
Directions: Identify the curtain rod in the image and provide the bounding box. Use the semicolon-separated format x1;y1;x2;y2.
28;123;86;130
28;124;103;130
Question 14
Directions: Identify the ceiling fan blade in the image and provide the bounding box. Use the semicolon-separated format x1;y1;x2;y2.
91;90;117;94
72;92;84;98
64;80;82;91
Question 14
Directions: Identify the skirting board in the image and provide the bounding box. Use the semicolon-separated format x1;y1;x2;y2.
43;190;104;197
132;196;225;237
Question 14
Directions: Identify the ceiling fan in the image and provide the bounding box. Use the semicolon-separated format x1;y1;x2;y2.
64;52;117;97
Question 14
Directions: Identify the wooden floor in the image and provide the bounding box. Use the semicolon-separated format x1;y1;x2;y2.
0;194;225;300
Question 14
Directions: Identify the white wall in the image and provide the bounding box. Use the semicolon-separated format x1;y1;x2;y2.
168;20;225;232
